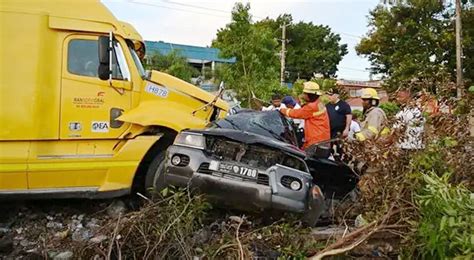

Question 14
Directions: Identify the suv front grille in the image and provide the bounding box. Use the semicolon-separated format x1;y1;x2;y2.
197;163;212;174
257;174;269;186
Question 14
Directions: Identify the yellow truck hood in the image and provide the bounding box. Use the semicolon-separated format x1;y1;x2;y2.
147;70;228;111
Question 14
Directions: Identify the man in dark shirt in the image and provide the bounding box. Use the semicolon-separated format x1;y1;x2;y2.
326;88;352;138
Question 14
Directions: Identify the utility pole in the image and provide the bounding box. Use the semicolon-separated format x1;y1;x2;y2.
280;23;287;86
455;0;463;99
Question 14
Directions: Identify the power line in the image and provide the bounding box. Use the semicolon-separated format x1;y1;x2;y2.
338;66;369;72
157;0;268;19
129;0;230;18
128;0;363;40
155;0;233;15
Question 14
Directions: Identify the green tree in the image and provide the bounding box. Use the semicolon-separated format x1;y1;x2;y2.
146;50;199;83
213;5;348;105
212;3;282;106
286;22;348;81
357;0;474;92
255;15;348;82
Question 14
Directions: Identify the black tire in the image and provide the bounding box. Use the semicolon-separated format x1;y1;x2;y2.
144;152;167;197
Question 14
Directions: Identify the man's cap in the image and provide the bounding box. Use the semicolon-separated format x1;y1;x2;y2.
281;96;296;107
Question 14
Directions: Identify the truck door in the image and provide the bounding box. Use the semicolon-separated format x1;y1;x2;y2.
59;35;132;140
26;35;132;189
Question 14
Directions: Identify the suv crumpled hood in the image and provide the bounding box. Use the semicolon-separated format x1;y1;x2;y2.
190;128;305;158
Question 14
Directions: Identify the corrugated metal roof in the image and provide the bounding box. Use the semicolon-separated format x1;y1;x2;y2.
145;41;236;63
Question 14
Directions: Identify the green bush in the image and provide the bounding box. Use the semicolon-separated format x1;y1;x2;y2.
406;138;474;259
416;172;474;259
352;109;363;120
379;102;400;117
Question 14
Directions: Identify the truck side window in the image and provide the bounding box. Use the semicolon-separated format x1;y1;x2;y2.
67;39;124;80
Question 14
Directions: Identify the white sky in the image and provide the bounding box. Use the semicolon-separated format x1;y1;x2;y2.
103;0;380;80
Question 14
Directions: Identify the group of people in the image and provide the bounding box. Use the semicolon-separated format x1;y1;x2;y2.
262;81;389;157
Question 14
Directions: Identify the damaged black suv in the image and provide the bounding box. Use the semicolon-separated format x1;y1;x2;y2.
153;110;358;226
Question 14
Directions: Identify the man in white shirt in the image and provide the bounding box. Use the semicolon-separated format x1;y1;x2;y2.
348;112;361;140
262;94;287;111
394;91;425;150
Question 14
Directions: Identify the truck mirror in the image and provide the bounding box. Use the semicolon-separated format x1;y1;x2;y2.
98;33;112;80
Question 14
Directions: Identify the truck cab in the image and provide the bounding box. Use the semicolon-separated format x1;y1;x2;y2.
0;0;228;198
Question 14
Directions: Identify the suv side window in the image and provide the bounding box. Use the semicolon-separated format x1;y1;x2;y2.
67;39;124;79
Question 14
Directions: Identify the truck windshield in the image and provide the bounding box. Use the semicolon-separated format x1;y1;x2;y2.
128;43;146;79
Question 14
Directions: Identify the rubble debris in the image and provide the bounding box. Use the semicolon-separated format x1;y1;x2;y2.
90;235;107;244
47;221;64;229
0;235;14;254
53;250;74;260
106;200;127;217
354;214;368;228
54;229;70;240
72;229;92;242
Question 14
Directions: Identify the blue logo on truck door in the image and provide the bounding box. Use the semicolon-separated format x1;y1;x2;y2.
91;121;109;133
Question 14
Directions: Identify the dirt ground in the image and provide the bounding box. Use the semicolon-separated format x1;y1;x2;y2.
0;196;402;259
0;198;121;259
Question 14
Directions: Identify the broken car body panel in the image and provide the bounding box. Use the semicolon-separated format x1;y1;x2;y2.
163;111;355;222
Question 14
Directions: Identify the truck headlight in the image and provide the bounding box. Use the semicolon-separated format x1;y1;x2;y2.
174;132;206;149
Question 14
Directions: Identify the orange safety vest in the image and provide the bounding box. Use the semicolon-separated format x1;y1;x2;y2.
281;100;331;148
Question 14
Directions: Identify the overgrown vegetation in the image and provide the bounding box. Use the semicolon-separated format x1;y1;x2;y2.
77;190;326;259
342;101;473;258
357;0;474;92
404;126;474;259
415;172;473;259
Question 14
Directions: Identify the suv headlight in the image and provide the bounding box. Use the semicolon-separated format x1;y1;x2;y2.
174;132;206;149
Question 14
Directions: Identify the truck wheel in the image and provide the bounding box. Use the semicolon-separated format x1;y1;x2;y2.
144;152;167;196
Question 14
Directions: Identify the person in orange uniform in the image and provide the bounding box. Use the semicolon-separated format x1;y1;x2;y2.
280;81;331;150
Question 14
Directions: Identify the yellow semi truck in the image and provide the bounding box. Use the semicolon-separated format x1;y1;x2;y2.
0;0;228;198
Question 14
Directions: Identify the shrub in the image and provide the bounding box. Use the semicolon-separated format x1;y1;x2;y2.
379;102;400;117
415;172;474;259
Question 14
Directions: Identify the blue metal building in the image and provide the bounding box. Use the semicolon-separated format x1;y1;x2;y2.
144;40;236;70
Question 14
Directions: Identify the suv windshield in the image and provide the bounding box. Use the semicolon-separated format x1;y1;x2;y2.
213;110;298;146
127;42;146;79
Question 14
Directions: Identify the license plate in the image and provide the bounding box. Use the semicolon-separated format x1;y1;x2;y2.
215;162;258;179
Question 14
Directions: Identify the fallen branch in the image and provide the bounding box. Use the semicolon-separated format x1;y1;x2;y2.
309;205;401;259
307;221;376;257
107;214;122;260
310;227;379;260
236;216;245;260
